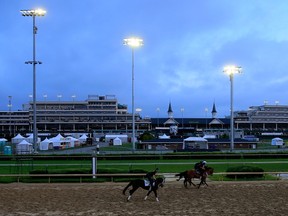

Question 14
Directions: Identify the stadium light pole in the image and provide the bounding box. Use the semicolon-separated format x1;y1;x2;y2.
205;107;208;130
21;9;46;153
8;96;12;136
223;65;242;151
156;108;160;127
123;37;143;152
180;108;184;128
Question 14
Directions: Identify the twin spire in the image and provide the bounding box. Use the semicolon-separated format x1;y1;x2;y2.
166;101;217;118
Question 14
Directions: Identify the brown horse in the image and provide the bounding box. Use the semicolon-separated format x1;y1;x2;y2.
175;166;214;188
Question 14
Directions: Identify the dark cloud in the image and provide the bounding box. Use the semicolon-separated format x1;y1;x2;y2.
1;0;288;118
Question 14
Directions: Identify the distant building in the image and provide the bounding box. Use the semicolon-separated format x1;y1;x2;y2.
0;95;151;139
2;97;288;140
138;137;257;150
234;104;288;133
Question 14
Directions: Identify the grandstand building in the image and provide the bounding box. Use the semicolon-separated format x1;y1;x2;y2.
0;95;151;138
1;97;288;139
234;104;288;133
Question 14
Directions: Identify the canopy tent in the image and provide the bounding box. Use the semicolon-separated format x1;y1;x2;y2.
203;134;217;139
39;138;53;151
113;137;122;146
12;134;25;144
0;138;7;145
26;134;41;144
49;135;66;148
271;137;284;146
158;134;170;139
55;133;64;139
49;134;73;149
66;136;80;147
78;134;88;144
183;137;208;150
105;134;128;143
16;140;33;154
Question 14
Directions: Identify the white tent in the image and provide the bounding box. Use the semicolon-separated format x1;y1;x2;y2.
0;138;7;145
26;134;41;144
158;134;170;139
50;135;66;148
203;134;217;139
66;136;80;147
271;137;284;146
12;134;25;144
78;134;88;144
39;138;53;150
105;134;128;143
55;133;64;139
113;137;122;146
16;140;33;154
183;137;208;150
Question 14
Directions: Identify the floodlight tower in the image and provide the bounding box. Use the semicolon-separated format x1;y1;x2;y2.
123;37;143;152
21;8;46;153
223;65;242;151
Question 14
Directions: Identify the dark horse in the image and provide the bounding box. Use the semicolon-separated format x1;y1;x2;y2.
175;166;214;189
123;177;165;202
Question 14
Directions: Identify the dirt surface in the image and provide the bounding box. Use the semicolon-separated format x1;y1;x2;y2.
0;180;288;216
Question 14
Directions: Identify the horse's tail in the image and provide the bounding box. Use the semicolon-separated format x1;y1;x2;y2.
175;171;187;179
122;181;133;195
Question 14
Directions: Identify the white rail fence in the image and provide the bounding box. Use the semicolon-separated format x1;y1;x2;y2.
1;172;288;183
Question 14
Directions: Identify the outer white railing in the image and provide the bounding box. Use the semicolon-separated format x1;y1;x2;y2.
1;172;288;183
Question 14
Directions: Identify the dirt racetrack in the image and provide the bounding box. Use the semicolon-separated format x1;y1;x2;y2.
0;180;288;216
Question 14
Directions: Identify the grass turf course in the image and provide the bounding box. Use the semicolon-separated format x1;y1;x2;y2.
1;158;288;174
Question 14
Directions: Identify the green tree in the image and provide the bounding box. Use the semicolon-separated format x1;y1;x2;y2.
139;131;155;141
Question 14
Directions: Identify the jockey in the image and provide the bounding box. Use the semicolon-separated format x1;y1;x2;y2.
194;160;207;177
145;168;158;190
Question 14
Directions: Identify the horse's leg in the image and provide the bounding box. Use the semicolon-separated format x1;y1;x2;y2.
127;186;138;201
203;178;209;187
188;178;191;186
197;177;204;189
184;178;188;188
189;177;196;187
144;188;153;200
197;177;208;188
197;179;203;189
145;188;159;202
154;190;159;202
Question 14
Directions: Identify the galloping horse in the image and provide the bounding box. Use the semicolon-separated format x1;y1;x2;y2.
122;177;165;202
175;166;214;188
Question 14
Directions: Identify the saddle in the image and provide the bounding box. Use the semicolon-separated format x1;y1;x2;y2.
144;180;155;187
194;170;204;178
144;180;150;186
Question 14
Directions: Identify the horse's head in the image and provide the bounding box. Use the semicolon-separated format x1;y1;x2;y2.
156;177;165;188
205;167;214;176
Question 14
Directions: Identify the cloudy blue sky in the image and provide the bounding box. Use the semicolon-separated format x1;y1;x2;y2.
1;0;288;119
